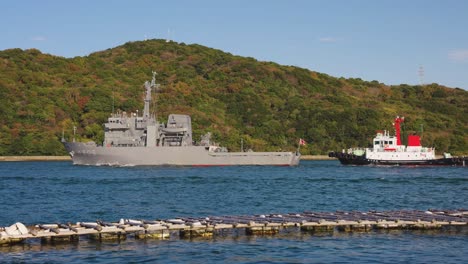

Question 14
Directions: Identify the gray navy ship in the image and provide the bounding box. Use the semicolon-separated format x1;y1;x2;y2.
63;72;300;166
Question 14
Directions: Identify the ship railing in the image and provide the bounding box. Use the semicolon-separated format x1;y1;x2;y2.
367;148;384;153
420;147;435;153
343;148;366;154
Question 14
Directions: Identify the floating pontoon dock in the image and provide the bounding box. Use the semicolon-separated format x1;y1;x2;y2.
1;209;467;246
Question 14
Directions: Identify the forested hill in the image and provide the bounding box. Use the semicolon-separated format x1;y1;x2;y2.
0;39;467;156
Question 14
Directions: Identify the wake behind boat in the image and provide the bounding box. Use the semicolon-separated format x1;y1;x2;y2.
328;116;466;166
62;72;300;166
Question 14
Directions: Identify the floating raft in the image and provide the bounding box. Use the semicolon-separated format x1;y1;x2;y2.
1;209;467;246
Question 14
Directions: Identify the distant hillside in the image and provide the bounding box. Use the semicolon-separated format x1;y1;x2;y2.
0;39;467;155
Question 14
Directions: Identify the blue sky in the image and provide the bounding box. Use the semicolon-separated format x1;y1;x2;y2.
1;0;467;89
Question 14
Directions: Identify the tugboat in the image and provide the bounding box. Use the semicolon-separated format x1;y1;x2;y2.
328;116;466;166
62;72;301;166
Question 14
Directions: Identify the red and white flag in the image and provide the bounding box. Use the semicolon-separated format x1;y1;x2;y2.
299;138;306;146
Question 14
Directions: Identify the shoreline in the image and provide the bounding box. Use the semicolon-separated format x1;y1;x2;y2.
0;155;334;162
300;155;334;160
0;156;72;162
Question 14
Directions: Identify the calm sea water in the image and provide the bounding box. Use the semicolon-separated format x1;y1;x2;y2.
0;160;467;263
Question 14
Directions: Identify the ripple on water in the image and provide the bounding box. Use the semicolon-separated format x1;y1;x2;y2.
0;160;467;263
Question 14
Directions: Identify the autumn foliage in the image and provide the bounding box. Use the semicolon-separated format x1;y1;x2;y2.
0;40;466;155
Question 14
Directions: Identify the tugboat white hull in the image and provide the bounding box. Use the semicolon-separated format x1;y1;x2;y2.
329;151;466;166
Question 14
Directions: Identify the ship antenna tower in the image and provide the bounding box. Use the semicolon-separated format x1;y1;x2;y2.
73;126;76;142
418;65;424;86
143;71;160;121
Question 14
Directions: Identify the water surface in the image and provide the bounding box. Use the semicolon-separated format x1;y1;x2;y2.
1;161;467;263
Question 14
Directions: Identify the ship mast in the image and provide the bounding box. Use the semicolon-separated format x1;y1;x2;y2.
143;71;159;120
393;116;404;146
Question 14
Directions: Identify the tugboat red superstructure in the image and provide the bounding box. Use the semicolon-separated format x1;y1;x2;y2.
329;116;466;166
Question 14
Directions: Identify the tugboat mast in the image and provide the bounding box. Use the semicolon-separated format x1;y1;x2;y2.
393;116;404;146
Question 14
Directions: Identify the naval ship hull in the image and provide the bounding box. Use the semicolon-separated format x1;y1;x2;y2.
64;142;300;166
